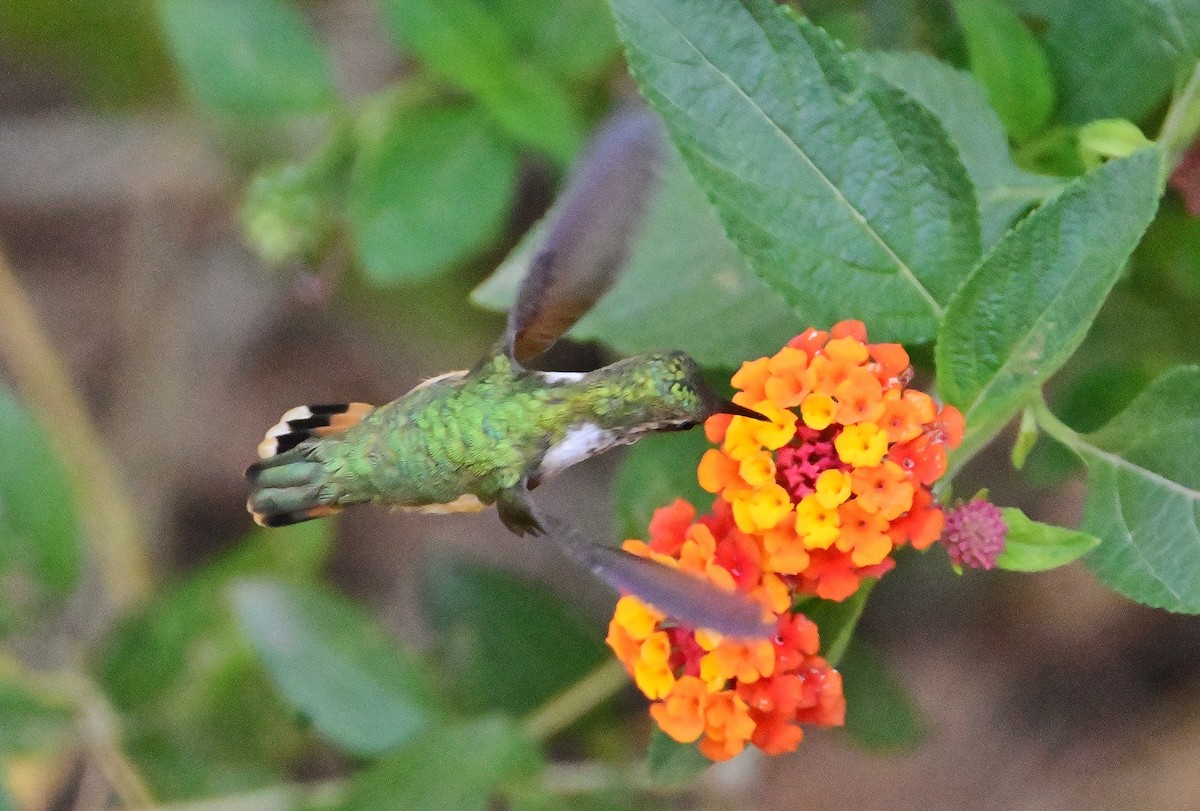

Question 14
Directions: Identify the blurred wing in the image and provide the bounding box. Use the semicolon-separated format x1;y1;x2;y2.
578;544;774;639
540;512;773;639
504;109;664;366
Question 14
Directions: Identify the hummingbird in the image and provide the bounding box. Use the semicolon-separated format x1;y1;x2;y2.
246;111;772;638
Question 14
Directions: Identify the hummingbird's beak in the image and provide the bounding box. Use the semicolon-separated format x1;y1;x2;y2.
717;400;769;421
692;376;770;422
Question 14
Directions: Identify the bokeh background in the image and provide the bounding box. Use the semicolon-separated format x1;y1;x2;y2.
3;1;1200;809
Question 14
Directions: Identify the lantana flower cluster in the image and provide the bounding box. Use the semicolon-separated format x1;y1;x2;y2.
606;320;964;760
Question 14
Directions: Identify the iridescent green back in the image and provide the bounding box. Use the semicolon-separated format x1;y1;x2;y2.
316;351;708;509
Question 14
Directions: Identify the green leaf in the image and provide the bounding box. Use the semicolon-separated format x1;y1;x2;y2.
0;382;82;599
645;727;710;783
348;102;519;284
937;146;1164;464
0;679;73;754
481;0;617;82
954;0;1055;140
95;524;334;800
608;0;980;343
858;51;1063;252
1077;119;1152;169
1010;407;1038;469
229;579;438;755
338;716;541;811
995;507;1100;572
380;0;585;162
0;783;13;811
472;144;800;367
98;520;332;710
1053;367;1200;612
1045;0;1200;124
158;0;335;115
798;580;874;667
614;431;713;542
124;643;308;801
838;641;922;751
421;562;607;716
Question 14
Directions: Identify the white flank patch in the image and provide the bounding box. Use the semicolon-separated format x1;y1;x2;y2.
538;370;586;384
540;423;617;478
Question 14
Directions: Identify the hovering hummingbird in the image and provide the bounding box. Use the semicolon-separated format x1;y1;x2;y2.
246;111;771;638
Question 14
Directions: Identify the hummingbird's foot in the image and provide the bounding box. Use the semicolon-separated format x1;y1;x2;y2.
496;484;547;536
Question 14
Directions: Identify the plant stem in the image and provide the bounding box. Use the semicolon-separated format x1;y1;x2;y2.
0;652;154;808
0;242;151;609
1160;59;1200;172
1030;394;1084;454
521;658;629;743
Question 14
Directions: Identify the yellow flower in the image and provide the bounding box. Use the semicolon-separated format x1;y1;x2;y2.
814;468;852;509
738;451;777;487
834;422;889;467
800;393;836;430
731;483;793;533
634;632;676;699
612;595;663;640
795;494;840;549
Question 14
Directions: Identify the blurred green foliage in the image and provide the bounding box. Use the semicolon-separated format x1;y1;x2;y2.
3;0;1200;808
0;0;172;106
0;383;82;612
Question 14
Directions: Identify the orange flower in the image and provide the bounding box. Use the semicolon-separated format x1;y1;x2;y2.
763;346;810;407
607;320;961;762
649;675;708;743
762;522;810;574
705;412;732;444
696;631;776;688
850;461;915;520
829;319;868;342
647;498;695;556
888;488;945;550
837;500;892;566
869;342;910;382
834;368;886;425
697;690;756;761
697;448;741;495
878;390;926;443
730;357;771;404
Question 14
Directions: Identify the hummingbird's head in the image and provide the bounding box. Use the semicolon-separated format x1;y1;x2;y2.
631;351;768;428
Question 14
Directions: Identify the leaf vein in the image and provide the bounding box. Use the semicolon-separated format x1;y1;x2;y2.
642;1;945;317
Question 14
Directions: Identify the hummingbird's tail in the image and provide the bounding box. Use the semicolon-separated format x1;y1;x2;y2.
245;402;374;527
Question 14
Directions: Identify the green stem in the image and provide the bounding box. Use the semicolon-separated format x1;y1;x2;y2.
0;243;152;609
1030;394;1084;454
521;658;629;743
1160;59;1200;172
